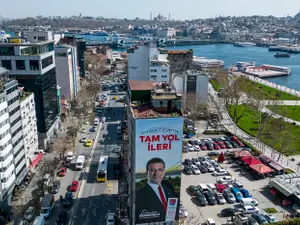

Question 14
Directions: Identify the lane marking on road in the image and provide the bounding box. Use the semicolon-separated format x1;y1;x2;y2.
92;188;95;196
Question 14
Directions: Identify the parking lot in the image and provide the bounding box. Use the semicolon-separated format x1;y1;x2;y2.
180;133;288;225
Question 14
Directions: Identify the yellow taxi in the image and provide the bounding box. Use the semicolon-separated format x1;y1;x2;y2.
113;96;118;100
85;139;93;147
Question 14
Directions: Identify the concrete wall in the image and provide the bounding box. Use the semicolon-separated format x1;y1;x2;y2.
128;45;149;81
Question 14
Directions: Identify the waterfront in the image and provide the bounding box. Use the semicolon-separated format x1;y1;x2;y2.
167;44;300;91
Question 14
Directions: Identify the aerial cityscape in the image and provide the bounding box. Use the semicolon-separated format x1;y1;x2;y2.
1;5;300;225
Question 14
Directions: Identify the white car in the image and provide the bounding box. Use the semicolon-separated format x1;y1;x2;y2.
191;165;201;175
193;145;201;151
205;164;215;172
188;146;195;151
79;137;87;143
66;151;75;161
263;214;277;223
217;176;234;184
179;205;188;218
106;213;115;225
215;193;226;204
242;205;259;214
213;169;228;176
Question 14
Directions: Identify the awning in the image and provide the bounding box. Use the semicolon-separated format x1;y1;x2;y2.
268;161;285;171
29;153;44;169
250;164;274;174
234;150;252;158
241;156;263;165
259;155;272;163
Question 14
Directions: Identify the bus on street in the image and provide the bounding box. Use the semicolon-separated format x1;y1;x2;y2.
97;156;109;182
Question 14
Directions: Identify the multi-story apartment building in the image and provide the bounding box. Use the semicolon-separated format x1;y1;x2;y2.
172;69;209;108
19;90;38;167
55;45;80;101
126;80;183;225
127;42;170;82
0;37;60;149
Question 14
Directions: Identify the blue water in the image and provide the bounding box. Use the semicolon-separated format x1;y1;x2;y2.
167;44;300;91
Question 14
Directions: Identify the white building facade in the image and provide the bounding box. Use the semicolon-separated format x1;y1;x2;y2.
127;41;170;82
55;45;80;101
20;92;38;167
172;70;209;108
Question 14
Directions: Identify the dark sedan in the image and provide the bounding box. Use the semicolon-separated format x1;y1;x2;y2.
195;192;208;206
184;166;193;175
221;208;238;217
203;191;217;205
187;185;199;196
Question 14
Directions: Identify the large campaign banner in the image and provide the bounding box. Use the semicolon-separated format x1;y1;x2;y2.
134;117;183;224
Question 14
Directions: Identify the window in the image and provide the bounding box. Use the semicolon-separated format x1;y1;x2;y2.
16;60;26;70
150;69;157;72
0;47;14;56
1;60;12;70
162;69;167;72
38;36;46;41
42;56;53;69
29;60;39;70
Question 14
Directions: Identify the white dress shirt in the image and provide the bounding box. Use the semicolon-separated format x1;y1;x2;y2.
147;181;167;203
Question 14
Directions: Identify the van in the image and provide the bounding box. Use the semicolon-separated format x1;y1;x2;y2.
94;118;100;126
197;183;209;192
207;184;217;193
231;187;243;202
206;218;216;225
240;198;259;207
76;155;85;170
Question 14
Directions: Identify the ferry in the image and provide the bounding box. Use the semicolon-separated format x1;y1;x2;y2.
261;64;291;75
236;62;256;72
193;56;224;68
233;42;256;47
274;53;291;58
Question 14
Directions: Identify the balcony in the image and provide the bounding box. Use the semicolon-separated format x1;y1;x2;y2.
13;140;24;155
0;101;8;112
0;112;9;124
12;131;23;144
0;154;13;168
0;163;14;180
0;143;12;157
2;173;16;190
0;124;10;136
15;159;26;175
0;133;11;146
10;120;22;134
14;150;25;167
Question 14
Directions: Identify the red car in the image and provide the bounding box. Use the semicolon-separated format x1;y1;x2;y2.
199;144;207;150
217;142;226;149
59;167;67;177
231;136;239;141
215;183;226;193
236;140;245;147
70;180;79;192
213;143;220;150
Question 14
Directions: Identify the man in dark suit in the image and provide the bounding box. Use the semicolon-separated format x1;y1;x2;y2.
135;157;179;224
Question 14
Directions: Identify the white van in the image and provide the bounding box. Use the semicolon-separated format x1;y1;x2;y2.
207;183;217;193
197;183;209;192
240;198;259;207
94;118;100;126
76;155;85;170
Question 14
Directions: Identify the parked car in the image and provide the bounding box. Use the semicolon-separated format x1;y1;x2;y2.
242;206;259;214
191;157;201;166
231;141;239;148
199;165;208;173
248;216;260;225
194;145;201;151
200;143;207;150
215;193;226;204
51;180;61;194
206;143;214;150
106;213;116;225
203;191;217;205
191;165;201;175
24;206;35;221
213;169;228;176
240;189;252;198
218;142;226;149
62;192;73;208
231;187;243;202
263;214;277;223
224;141;233;148
56;211;68;225
70;180;79;192
233;181;244;190
231;136;239;141
223;189;236;203
236;140;245;147
217;176;234;184
251;213;268;224
59;167;67;177
184;166;193;175
89;126;96;132
187;185;199;196
184;159;192;166
195;192;208;206
213;143;221;150
221;208;238;217
79;138;87;143
215;183;226;193
204;162;215;172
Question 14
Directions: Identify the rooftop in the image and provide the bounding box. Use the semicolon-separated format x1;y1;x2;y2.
168;49;192;54
270;173;300;198
131;102;181;118
19;91;32;102
0;39;54;46
128;80;158;91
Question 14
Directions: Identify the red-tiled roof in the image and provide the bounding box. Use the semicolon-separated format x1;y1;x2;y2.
128;80;158;91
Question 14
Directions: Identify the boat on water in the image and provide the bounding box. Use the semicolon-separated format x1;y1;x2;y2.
236;62;256;72
274;53;291;58
261;64;291;75
233;42;256;47
193;56;224;68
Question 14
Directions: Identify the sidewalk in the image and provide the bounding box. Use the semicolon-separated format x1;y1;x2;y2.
208;83;300;172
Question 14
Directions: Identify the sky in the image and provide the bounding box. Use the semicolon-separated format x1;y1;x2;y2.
1;0;300;20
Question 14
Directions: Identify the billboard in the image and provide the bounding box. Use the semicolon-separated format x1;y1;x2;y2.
134;117;183;224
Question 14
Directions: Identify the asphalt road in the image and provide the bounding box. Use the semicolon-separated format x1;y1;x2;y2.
71;89;125;225
43;84;125;225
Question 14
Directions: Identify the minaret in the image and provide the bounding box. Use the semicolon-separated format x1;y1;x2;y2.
168;13;171;21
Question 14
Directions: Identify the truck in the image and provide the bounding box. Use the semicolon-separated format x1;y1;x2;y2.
32;216;45;225
40;194;55;218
